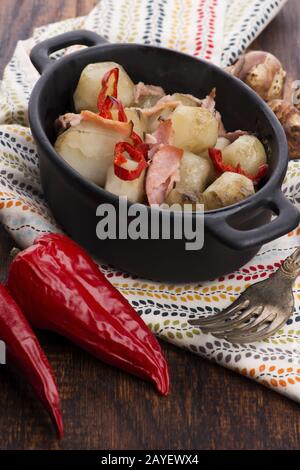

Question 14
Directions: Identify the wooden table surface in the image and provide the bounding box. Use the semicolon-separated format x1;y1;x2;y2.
0;0;300;451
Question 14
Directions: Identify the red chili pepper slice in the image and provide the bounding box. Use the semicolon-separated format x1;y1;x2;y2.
7;234;170;396
97;67;119;114
114;142;148;181
107;96;128;122
131;130;143;147
208;148;269;184
99;96;113;120
99;90;144;146
97;67;149;170
102;97;142;147
0;284;63;438
135;142;150;160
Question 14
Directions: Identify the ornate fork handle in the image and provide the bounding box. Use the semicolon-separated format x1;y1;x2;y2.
188;247;300;343
280;247;300;279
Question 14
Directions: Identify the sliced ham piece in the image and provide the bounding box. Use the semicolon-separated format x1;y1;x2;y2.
152;119;174;146
134;82;165;104
200;89;227;136
220;129;249;142
145;120;174;159
146;145;183;205
201;88;216;113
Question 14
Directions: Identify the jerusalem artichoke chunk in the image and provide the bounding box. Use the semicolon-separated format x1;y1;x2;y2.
171;105;218;154
222;135;267;177
203;172;255;210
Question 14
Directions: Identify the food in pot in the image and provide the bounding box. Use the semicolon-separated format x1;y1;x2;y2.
54;62;269;210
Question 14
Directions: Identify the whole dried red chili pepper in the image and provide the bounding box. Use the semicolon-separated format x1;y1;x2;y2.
8;234;170;396
208;148;269;184
0;284;63;438
114;142;148;181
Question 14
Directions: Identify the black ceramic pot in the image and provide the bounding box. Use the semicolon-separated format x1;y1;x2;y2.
28;30;299;282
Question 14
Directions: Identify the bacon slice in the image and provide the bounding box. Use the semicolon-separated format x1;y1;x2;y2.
146;145;183;205
81;110;133;137
140;95;181;116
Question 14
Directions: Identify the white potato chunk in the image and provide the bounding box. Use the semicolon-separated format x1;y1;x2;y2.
203;172;255;210
171;105;218;153
55;120;130;186
222;135;267;176
105;162;145;203
74;62;135;112
111;107;148;139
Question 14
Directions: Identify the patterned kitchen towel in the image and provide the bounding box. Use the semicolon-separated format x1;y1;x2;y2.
221;0;289;66
0;0;299;403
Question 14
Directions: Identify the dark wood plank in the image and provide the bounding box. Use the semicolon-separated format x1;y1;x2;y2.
0;0;98;73
0;0;299;451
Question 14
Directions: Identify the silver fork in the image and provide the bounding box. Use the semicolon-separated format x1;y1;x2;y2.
189;248;300;343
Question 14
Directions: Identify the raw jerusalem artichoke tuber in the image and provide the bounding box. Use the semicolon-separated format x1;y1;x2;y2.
268;99;300;159
227;51;286;101
226;50;300;159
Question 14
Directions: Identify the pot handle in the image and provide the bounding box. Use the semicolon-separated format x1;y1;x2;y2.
30;30;108;74
206;190;300;251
